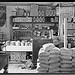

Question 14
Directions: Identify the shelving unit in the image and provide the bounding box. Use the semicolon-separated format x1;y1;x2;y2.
10;15;59;40
67;18;75;38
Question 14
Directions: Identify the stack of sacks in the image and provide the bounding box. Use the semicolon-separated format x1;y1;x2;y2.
37;43;55;73
71;48;75;73
37;52;50;73
60;48;72;73
48;47;60;73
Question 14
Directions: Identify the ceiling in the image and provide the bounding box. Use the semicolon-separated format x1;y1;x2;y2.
0;2;74;6
0;2;59;6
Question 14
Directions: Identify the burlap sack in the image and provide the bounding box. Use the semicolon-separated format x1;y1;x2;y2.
39;63;49;68
60;68;72;72
38;48;45;55
60;48;72;56
38;56;50;60
60;64;72;68
72;62;75;66
49;47;60;54
39;58;49;63
49;63;60;69
60;55;72;60
60;48;69;51
49;67;60;73
60;71;71;73
37;66;48;72
38;52;50;57
49;54;60;58
43;43;55;51
39;60;49;64
61;51;72;56
49;58;60;64
60;60;72;64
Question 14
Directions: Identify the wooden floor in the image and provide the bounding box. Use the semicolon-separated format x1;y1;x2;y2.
0;64;38;73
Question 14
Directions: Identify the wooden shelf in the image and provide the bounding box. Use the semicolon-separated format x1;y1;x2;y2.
11;16;32;17
33;22;58;24
67;29;75;30
67;35;75;37
33;29;51;31
13;22;58;24
11;16;59;18
11;14;59;40
18;37;32;39
13;22;32;23
13;29;33;31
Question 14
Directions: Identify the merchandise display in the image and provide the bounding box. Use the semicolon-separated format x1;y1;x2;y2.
5;40;32;46
37;43;75;73
1;2;75;73
2;40;32;63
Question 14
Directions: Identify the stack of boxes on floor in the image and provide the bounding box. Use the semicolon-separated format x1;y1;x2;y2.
37;43;75;73
60;48;72;73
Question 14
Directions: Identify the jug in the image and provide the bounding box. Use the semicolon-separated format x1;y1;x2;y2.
16;7;25;16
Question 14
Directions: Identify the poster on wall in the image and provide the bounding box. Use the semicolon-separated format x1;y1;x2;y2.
0;6;6;27
60;7;74;18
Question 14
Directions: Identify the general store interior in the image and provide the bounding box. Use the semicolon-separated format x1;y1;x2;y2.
0;2;75;73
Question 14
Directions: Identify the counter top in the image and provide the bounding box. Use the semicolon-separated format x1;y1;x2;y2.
3;46;32;51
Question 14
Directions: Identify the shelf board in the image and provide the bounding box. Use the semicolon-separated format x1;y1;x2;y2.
9;60;27;64
11;16;32;17
12;22;58;24
11;16;59;18
33;22;58;24
17;37;32;39
67;35;75;37
13;22;32;23
67;29;75;30
13;29;33;31
67;22;75;23
33;29;51;31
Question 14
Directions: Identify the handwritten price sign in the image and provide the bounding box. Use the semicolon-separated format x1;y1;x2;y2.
60;7;74;18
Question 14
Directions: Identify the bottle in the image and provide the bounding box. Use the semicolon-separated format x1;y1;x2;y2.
51;18;54;22
36;17;39;22
42;11;44;16
68;43;71;49
38;11;41;16
43;17;45;22
33;17;35;22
